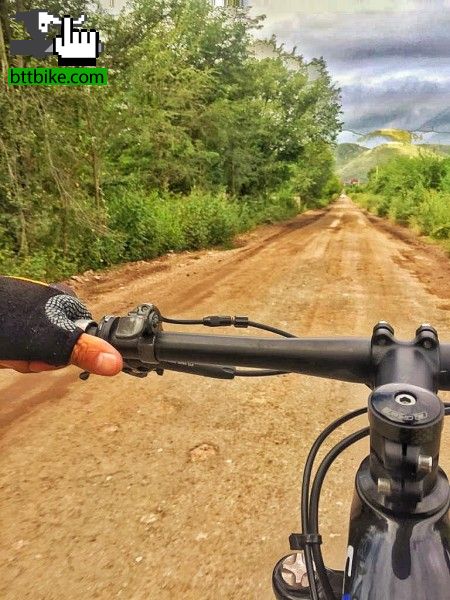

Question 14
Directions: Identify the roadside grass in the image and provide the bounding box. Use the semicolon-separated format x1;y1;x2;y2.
350;153;450;254
0;190;334;281
352;190;450;254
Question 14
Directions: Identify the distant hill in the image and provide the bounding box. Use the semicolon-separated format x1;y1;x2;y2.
335;143;369;170
336;142;450;183
417;144;450;157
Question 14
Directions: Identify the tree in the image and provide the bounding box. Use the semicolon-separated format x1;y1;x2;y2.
0;0;342;278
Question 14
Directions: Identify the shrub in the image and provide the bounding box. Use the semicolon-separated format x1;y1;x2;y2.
387;185;424;225
180;192;239;249
353;154;450;247
414;190;450;239
1;183;339;280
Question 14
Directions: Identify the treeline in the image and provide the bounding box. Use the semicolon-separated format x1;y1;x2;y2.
0;0;341;280
353;154;450;245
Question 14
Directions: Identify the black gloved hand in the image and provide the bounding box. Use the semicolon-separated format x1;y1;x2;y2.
0;276;123;375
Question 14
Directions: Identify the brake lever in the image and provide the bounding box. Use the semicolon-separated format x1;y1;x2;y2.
76;304;162;381
76;304;237;381
122;359;153;378
158;362;236;380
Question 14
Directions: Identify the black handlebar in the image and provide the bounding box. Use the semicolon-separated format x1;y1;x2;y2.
438;343;450;389
155;332;373;384
77;304;450;392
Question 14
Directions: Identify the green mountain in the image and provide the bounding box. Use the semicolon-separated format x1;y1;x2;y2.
336;142;450;183
417;144;450;157
335;143;369;170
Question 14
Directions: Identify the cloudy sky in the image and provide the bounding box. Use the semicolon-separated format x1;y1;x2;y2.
248;0;450;144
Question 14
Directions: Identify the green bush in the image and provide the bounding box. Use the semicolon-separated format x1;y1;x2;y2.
322;174;342;199
414;190;450;239
0;249;78;281
180;193;239;249
151;200;187;253
353;153;450;247
352;192;383;214
1;180;343;280
75;230;127;271
108;189;165;261
387;185;424;225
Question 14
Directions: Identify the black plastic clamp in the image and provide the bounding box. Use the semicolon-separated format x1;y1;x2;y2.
234;316;249;328
289;533;322;551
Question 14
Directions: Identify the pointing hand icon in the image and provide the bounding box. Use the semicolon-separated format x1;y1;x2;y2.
53;15;103;66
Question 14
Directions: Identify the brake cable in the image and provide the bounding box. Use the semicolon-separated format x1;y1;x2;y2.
160;313;296;377
301;402;450;600
160;314;297;337
309;428;370;600
289;407;368;600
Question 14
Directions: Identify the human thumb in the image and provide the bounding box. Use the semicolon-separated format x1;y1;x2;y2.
71;333;123;376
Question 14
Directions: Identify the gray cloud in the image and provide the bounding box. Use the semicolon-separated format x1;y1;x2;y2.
341;74;450;134
249;1;450;141
344;87;449;140
289;12;450;62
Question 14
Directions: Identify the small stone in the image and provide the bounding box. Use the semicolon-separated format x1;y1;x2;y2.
189;443;218;462
103;424;119;433
135;556;143;563
14;539;28;550
195;532;208;541
140;513;158;525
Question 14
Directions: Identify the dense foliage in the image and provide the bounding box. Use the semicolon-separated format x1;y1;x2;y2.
0;0;341;280
353;153;450;246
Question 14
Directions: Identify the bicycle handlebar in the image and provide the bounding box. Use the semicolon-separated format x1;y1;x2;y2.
76;303;450;392
155;332;373;384
438;343;450;388
156;332;450;390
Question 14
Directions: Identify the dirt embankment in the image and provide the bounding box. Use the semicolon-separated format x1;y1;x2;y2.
1;197;449;599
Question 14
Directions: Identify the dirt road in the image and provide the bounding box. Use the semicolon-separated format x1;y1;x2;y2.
1;197;449;600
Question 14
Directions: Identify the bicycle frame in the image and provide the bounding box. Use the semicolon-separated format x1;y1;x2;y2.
78;308;450;600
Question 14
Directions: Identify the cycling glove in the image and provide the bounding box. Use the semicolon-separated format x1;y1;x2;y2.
0;276;92;366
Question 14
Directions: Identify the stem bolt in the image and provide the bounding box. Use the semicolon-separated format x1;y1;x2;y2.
395;393;416;406
372;321;394;346
377;478;392;495
418;455;433;473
